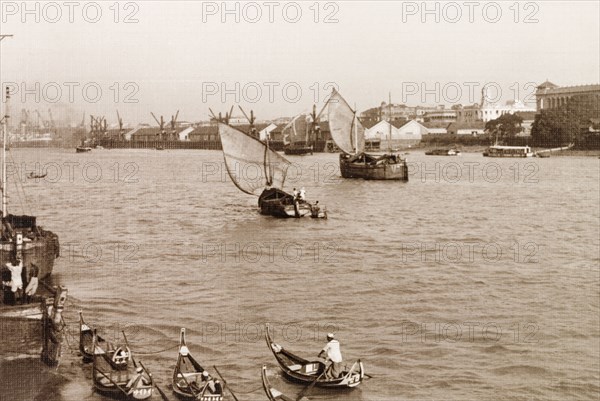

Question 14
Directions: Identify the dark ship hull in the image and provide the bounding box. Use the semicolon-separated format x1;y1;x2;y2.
258;188;311;218
1;214;60;281
283;143;313;155
339;153;408;181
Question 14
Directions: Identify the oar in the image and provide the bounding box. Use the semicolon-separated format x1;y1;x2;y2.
213;365;239;401
139;361;169;401
154;382;169;401
296;370;325;401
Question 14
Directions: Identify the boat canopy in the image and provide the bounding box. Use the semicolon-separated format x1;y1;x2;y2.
327;89;365;155
218;123;292;196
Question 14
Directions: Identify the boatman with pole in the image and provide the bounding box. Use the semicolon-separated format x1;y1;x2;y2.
318;333;343;379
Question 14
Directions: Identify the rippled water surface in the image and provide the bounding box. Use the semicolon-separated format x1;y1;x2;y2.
1;148;599;401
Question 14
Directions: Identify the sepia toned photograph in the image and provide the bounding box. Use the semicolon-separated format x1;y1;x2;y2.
0;1;598;400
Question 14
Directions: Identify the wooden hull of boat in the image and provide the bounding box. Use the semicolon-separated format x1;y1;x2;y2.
93;350;153;400
262;365;294;401
0;227;60;281
93;383;153;400
76;147;92;153
80;313;130;369
425;149;460;156
283;146;313;155
265;325;364;389
340;155;408;181
258;188;310;218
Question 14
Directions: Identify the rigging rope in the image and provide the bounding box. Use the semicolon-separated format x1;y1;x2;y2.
8;150;31;214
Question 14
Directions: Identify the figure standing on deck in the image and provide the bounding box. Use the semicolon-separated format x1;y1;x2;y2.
298;187;306;202
2;258;23;304
318;333;343;379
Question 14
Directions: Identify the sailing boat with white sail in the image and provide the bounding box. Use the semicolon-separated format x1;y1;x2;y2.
283;106;320;155
218;122;326;218
327;89;408;180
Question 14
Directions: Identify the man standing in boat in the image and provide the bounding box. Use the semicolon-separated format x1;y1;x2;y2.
2;257;24;305
318;333;343;379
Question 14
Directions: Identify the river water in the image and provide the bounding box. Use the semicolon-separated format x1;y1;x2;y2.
1;148;598;401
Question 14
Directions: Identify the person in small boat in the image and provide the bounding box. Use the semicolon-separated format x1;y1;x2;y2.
125;367;144;389
298;187;306;202
318;333;343;379
310;201;321;218
292;188;298;199
200;371;218;393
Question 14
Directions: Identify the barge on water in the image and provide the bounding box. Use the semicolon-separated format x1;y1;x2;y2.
483;145;534;157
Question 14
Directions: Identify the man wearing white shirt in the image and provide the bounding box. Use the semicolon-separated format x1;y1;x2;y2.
318;333;343;379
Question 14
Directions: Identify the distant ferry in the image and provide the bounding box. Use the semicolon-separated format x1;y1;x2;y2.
483;145;534;158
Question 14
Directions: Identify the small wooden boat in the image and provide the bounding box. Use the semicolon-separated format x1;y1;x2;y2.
76;146;92;153
79;311;131;369
425;148;461;156
283;143;313;155
27;172;47;179
536;152;551;158
265;324;364;389
261;365;295;401
92;330;154;400
172;328;223;400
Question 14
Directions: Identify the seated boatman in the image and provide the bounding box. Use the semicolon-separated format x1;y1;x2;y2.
310;201;321;218
318;333;343;379
200;371;217;393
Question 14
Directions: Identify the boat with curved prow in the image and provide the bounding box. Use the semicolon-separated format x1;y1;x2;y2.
218;122;325;219
265;324;364;389
261;365;295;401
79;311;131;369
172;328;224;401
92;330;154;400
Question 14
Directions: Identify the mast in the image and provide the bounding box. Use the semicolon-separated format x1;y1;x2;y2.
264;115;272;186
388;92;392;152
1;34;14;219
353;103;358;155
2;86;9;218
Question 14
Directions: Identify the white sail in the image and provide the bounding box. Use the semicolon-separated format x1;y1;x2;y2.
282;113;311;145
218;123;291;196
326;89;365;154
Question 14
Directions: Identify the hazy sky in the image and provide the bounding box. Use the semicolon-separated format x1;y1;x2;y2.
1;1;599;125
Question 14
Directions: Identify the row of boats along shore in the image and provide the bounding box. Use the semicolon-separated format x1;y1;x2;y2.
2;85;557;399
79;315;366;400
